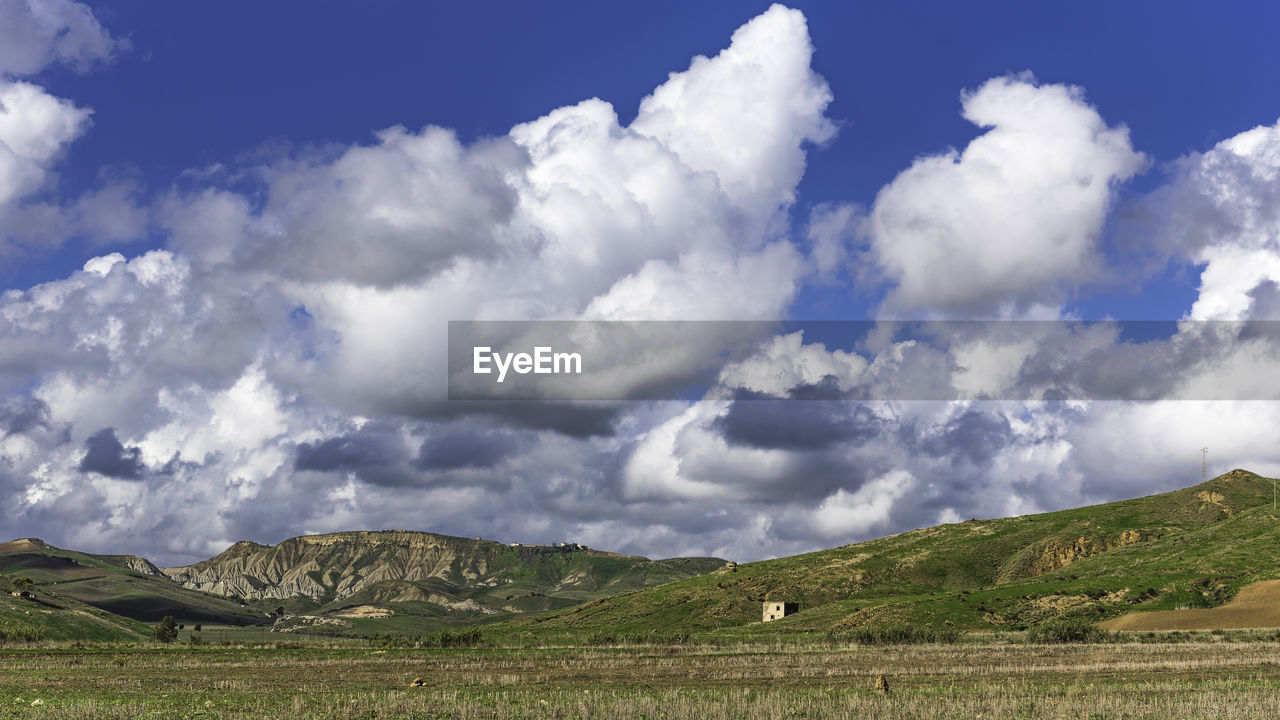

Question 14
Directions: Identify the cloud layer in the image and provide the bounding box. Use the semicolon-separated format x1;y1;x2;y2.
2;3;1280;568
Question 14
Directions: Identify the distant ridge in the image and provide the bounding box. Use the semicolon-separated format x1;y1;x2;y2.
160;529;724;621
2;529;725;637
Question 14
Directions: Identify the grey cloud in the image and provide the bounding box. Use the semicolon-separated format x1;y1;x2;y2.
295;430;401;472
0;0;123;76
2;397;50;435
714;385;885;451
78;427;144;479
918;410;1011;467
414;426;523;471
1248;281;1280;320
430;402;624;439
244;130;526;288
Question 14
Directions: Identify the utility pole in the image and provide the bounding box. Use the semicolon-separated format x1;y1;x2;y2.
1201;447;1208;483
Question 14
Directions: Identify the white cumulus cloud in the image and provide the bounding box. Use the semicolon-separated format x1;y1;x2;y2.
868;74;1146;317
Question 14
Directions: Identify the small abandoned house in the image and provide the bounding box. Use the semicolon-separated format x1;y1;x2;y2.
762;601;798;622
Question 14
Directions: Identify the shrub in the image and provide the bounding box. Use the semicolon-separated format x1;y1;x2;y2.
0;622;43;644
153;616;178;643
437;628;483;648
1027;618;1111;644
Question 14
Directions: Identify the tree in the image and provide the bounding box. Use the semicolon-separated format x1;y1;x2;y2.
11;576;33;591
153;616;178;643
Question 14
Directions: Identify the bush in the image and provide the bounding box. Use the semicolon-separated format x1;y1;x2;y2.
1027;618;1111;644
437;628;483;648
382;629;487;649
827;624;960;645
0;622;43;644
153;616;178;643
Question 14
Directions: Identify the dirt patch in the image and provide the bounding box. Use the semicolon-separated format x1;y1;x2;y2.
1030;594;1094;613
1100;580;1280;631
333;605;394;619
1194;490;1234;517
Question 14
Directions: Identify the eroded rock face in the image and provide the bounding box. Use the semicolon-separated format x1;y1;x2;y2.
113;555;164;576
158;530;702;610
1021;529;1161;576
161;531;501;602
1194;490;1234;517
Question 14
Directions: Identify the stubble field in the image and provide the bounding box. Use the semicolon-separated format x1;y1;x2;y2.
2;637;1279;719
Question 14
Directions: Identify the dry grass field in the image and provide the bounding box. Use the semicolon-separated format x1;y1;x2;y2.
2;638;1280;718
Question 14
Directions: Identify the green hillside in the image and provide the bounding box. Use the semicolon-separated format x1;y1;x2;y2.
497;469;1280;639
0;538;265;627
0;569;149;643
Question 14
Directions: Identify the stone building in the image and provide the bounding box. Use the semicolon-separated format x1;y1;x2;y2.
762;601;798;622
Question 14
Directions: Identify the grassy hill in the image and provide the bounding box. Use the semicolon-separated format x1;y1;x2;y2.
494;469;1280;640
0;538;266;627
0;565;149;643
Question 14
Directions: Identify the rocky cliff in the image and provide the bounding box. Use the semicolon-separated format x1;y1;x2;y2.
161;530;725;611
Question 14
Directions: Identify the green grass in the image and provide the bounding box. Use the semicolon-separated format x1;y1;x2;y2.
486;469;1280;641
0;591;147;643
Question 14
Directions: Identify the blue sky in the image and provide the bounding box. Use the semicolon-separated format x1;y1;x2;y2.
16;1;1280;308
4;1;1280;564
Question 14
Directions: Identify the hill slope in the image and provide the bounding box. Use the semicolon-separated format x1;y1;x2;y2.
0;538;265;626
161;530;725;629
498;469;1280;639
0;549;152;643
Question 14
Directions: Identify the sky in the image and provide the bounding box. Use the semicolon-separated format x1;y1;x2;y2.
3;0;1280;565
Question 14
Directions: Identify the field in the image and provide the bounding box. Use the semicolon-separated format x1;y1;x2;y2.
1101;579;1280;631
3;635;1280;719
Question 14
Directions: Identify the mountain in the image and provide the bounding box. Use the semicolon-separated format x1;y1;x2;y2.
498;469;1280;639
159;530;726;631
0;537;265;627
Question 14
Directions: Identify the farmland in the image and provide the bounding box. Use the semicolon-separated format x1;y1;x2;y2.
2;635;1280;719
